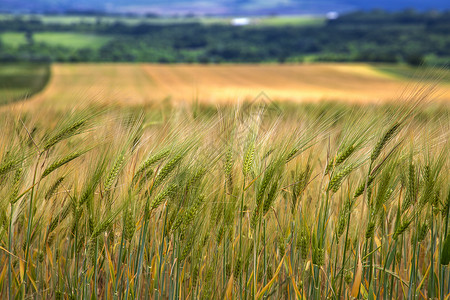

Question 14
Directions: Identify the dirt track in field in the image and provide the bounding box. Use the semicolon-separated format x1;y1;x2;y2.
21;63;450;108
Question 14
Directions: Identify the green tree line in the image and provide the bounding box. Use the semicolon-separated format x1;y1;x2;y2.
0;10;449;64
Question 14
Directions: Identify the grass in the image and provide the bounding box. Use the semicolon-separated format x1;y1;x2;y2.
0;32;27;48
0;93;448;298
0;62;50;105
1;32;112;50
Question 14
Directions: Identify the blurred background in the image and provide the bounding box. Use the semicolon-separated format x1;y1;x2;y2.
0;0;449;105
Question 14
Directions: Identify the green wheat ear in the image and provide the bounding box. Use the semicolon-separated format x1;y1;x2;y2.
104;150;126;192
123;202;135;241
327;163;355;193
42;150;86;178
9;167;23;203
354;175;375;198
0;150;23;177
0;159;15;176
43;118;88;151
149;183;177;211
335;144;355;166
263;181;278;215
133;148;170;183
45;176;65;200
371;122;401;162
153;152;185;189
242;141;255;177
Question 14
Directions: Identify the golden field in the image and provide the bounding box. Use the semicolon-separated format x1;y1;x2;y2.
21;63;450;109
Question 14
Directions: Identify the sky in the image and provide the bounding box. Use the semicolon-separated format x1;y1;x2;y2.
1;0;449;15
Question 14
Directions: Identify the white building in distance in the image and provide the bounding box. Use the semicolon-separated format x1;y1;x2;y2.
231;17;251;26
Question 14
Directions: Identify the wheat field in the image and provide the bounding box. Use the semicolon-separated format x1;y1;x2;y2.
0;62;449;299
22;63;450;109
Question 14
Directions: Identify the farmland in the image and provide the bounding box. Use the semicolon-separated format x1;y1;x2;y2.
0;32;112;50
0;59;449;299
22;63;450;110
0;13;325;27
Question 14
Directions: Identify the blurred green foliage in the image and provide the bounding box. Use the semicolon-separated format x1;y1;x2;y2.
0;10;448;65
0;62;50;104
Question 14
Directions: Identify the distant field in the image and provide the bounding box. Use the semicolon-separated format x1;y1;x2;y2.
0;14;177;25
0;13;324;27
200;15;325;26
251;15;325;26
22;63;449;109
1;32;112;49
0;14;205;25
0;63;50;105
